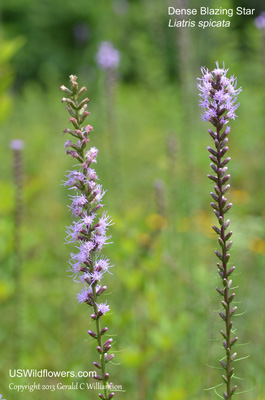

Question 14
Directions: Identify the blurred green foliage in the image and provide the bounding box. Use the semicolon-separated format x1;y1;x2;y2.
1;0;265;399
0;35;24;123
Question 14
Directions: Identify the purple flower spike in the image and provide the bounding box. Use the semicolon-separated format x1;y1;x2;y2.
96;41;120;70
60;75;116;400
198;63;242;400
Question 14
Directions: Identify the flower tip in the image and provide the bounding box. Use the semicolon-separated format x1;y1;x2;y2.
69;74;78;82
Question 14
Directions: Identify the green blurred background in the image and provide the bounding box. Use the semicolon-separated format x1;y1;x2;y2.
0;0;265;399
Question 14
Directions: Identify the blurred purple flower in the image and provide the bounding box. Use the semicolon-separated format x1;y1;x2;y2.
96;41;120;70
10;139;24;150
255;11;265;30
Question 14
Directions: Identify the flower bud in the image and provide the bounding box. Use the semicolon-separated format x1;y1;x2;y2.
66;105;76;117
218;238;225;248
221;301;228;309
88;330;97;338
207;146;217;156
104;339;113;347
220;146;229;157
211;202;219;211
207;174;218;183
103;344;112;352
210;163;218;173
216;287;224;295
227;279;232;288
210;192;219;202
60;85;72;94
226;240;233;250
220;138;228;148
223;184;230;193
209;155;218;165
94;374;103;381
231;337;238;346
97;285;107;295
223;203;232;213
221;157;231;167
208;129;216;139
231;385;237;394
225;253;230;263
212;225;221;235
228;293;236;302
225;231;233;240
215;250;223;260
224;219;230;229
220;330;227;339
221;174;230;185
217;262;224;271
78;86;87;95
219;312;226;321
100;327;108;335
104;353;114;362
214;139;220;149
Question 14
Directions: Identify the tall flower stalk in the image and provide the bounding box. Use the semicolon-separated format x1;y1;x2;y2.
60;75;115;400
198;63;242;400
10;139;24;367
96;42;121;187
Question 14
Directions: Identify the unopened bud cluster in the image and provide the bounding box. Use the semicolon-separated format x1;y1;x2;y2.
60;75;115;400
198;62;242;400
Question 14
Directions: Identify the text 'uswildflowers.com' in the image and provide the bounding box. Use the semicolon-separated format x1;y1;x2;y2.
9;369;96;378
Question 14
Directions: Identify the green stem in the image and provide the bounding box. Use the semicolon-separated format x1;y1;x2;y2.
216;124;232;399
92;283;110;400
